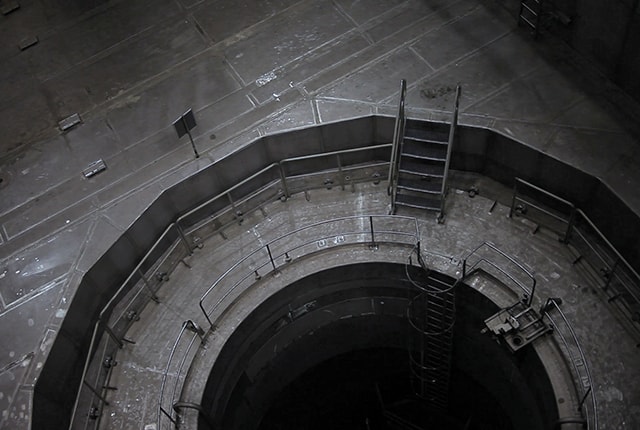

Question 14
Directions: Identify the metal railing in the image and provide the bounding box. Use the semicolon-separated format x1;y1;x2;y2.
198;214;420;328
509;179;640;339
461;241;537;306
542;298;597;430
388;79;407;211
158;320;207;429
69;143;391;429
158;214;419;429
438;85;461;222
509;177;576;243
70;224;188;430
570;209;640;336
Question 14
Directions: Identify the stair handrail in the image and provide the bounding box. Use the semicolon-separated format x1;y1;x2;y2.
461;241;537;306
439;85;461;222
388;79;407;212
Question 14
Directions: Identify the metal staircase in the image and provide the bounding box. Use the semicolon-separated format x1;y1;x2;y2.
389;81;461;222
406;252;456;410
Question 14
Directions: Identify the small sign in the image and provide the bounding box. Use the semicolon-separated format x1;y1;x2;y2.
172;109;196;138
172;108;199;158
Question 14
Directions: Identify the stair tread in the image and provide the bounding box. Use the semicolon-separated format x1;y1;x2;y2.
404;128;449;143
402;141;447;160
399;159;445;177
397;177;442;194
396;193;441;210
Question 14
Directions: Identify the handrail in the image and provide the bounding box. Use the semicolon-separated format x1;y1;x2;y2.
389;79;407;211
69;222;182;429
574;208;640;298
542;298;597;430
157;214;418;429
508;179;640;335
509;177;576;242
69;143;391;429
198;214;420;328
461;241;537;306
158;321;202;429
439;85;461;222
176;163;280;234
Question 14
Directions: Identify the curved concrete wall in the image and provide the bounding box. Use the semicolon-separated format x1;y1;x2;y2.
34;116;638;429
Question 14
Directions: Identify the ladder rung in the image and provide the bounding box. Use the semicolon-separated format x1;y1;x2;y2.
520;15;537;29
522;3;538;16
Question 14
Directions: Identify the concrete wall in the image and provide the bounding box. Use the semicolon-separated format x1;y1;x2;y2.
500;0;640;102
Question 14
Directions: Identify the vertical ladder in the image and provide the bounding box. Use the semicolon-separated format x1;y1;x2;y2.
518;0;543;38
406;261;456;410
390;84;460;222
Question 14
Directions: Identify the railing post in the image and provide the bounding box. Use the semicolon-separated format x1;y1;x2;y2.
578;386;592;413
528;279;537;306
102;322;124;349
266;244;277;272
176;222;194;255
137;269;160;303
200;301;214;329
337;154;345;190
82;379;110;406
160;406;178;425
228;192;242;223
369;216;377;249
278;162;290;199
604;258;619;290
508;180;519;218
563;206;576;244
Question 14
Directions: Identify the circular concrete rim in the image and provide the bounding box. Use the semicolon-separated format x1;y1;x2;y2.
178;245;583;429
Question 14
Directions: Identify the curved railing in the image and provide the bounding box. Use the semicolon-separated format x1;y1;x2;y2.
509;178;640;340
542;298;598;430
69;143;391;430
157;321;203;429
158;215;420;429
198;214;420;328
461;241;537;306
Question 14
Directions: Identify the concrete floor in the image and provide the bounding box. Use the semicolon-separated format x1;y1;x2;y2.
1;0;640;428
103;184;640;430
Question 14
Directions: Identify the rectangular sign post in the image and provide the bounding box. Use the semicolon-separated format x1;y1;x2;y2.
173;108;199;158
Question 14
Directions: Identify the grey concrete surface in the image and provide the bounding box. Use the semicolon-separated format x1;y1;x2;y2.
103;184;640;430
1;0;640;428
